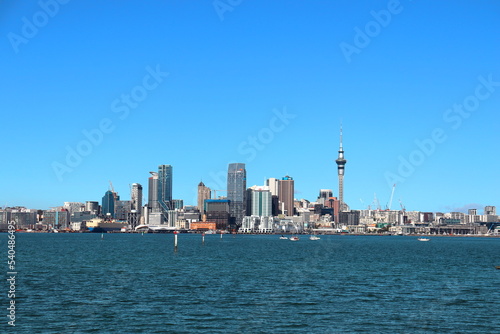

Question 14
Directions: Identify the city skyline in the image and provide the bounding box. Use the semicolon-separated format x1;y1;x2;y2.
1;1;499;212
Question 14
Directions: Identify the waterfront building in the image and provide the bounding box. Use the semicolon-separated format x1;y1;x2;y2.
278;175;294;216
131;183;143;215
0;210;12;230
205;199;230;229
115;200;131;220
227;163;246;229
197;181;211;215
43;210;71;229
241;215;274;233
0;208;38;230
339;210;360;226
335;125;347;212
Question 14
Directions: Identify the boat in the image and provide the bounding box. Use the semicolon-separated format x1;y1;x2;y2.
495;266;500;270
309;235;320;240
279;235;288;240
289;236;300;241
418;237;430;241
86;218;128;233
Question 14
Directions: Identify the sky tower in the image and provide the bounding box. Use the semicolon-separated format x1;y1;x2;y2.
335;125;347;212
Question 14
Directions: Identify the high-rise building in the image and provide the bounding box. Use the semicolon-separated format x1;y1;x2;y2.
227;163;246;228
85;201;99;215
205;199;230;229
115;200;131;220
197;181;211;215
148;172;159;211
317;189;333;206
63;202;85;214
158;165;173;215
131;183;143;215
172;199;184;210
278;176;294;216
102;190;118;218
335;125;347;212
246;186;272;216
485;206;496;215
468;208;478;216
266;178;279;197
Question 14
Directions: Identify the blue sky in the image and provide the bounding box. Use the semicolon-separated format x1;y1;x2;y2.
1;0;499;213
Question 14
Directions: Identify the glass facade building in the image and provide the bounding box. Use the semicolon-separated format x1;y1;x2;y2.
102;190;117;218
158;165;173;214
227;163;246;228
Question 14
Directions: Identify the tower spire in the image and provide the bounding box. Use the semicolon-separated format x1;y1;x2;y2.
339;122;343;150
335;124;347;214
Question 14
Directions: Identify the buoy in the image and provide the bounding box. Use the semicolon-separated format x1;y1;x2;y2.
174;231;178;249
202;232;205;244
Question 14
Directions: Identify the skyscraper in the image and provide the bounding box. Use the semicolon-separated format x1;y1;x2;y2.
197;181;211;215
148;172;159;211
131;183;143;215
102;190;118;218
335;125;347;212
227;163;246;229
278;176;294;216
247;186;272;216
158;164;173;215
266;178;279;197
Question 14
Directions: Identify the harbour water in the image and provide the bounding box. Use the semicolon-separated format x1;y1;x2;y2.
4;233;500;333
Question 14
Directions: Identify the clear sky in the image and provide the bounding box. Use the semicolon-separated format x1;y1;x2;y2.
1;0;499;213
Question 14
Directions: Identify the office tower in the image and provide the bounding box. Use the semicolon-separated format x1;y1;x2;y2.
227;163;246;228
335;125;347;212
172;199;184;210
247;186;272;216
131;183;143;215
317;189;333;205
205;199;230;229
266;178;279;197
102;190;117;218
63;202;85;214
85;201;99;215
485;206;496;215
115;200;131;220
148;172;159;211
197;181;211;215
158;165;173;215
278;176;294;216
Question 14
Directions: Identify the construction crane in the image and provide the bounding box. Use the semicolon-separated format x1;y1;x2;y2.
387;184;396;211
372;193;381;211
109;181;118;201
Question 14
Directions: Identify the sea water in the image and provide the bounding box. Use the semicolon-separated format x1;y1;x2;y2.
3;233;500;333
